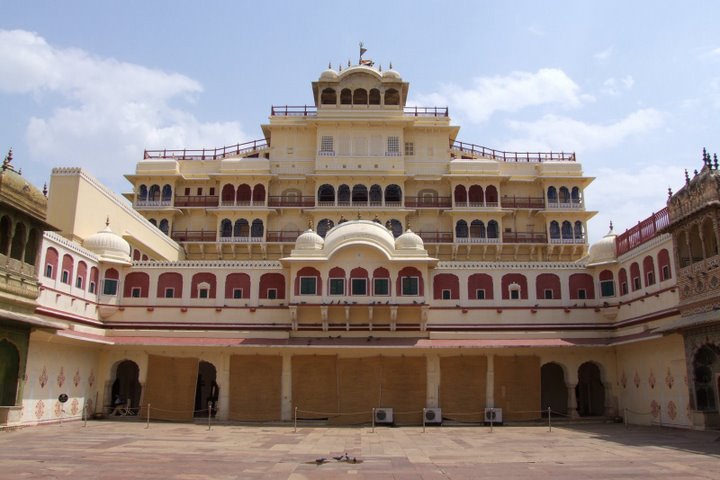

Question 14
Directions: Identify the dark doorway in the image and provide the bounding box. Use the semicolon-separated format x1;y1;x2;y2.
576;362;605;416
693;344;720;411
541;362;567;416
0;340;19;406
111;360;142;411
194;361;218;417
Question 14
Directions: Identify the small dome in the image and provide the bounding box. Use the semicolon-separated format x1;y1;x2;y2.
395;228;424;250
83;223;132;264
319;67;338;81
295;228;324;250
382;67;401;80
586;225;617;266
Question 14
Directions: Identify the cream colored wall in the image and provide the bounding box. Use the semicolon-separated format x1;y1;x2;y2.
615;334;690;427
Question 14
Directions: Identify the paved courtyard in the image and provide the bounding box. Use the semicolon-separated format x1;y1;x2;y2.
0;420;719;479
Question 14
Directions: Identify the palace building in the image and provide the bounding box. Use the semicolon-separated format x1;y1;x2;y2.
1;58;719;429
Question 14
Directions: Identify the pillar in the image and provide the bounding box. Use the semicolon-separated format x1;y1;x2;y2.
486;354;495;407
567;382;578;418
280;353;292;421
426;354;440;408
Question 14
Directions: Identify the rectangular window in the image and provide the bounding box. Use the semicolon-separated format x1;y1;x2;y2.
130;287;141;298
387;136;400;154
61;270;70;284
661;265;670;281
441;289;451;300
89;281;96;294
544;289;554;300
373;278;389;296
103;279;118;296
352;278;367;295
45;264;53;278
621;282;628;295
233;288;243;299
647;272;655;286
164;287;175;298
577;289;587;300
475;289;486;300
329;278;345;295
510;289;520;300
600;280;615;297
267;288;278;299
401;277;419;296
75;276;83;289
184;187;190;195
209;187;215;196
300;277;317;295
197;188;203;196
199;288;209;299
632;277;641;291
320;136;334;153
404;142;414;156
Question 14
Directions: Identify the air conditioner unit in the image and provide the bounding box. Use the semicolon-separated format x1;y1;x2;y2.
484;407;503;424
374;407;393;424
424;407;442;425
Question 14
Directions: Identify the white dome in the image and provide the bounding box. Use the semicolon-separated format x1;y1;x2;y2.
295;228;324;250
83;223;132;264
323;220;396;255
395;228;424;250
319;68;338;81
382;68;401;80
586;225;617;266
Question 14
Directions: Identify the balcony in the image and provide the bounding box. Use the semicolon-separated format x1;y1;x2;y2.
455;237;501;244
405;196;452;208
266;231;302;243
315;200;403;209
454;201;500;209
218;200;267;208
144;139;268;160
546;200;583;209
218;236;264;243
451;140;575;163
171;230;217;242
502;232;548;243
418;232;453;243
500;196;545;209
268;196;315;208
136;199;172;208
174;195;219;208
549;237;586;245
270;105;449;117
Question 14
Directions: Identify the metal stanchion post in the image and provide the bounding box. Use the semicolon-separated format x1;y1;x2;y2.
294;406;297;433
372;408;375;433
145;404;151;429
548;407;552;432
489;407;494;433
624;408;628;430
83;403;87;427
422;408;426;433
207;401;212;431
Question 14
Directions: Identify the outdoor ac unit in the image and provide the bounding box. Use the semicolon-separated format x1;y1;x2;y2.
424;407;442;424
484;407;503;424
374;407;393;424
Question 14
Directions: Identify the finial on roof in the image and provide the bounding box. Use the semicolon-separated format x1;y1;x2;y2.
338;63;342;72
106;216;110;227
685;169;690;184
668;187;673;198
703;147;708;166
715;153;719;170
694;169;699;176
328;61;332;69
609;220;613;232
378;64;382;72
389;61;393;69
307;218;313;230
347;59;351;67
2;148;12;171
17;168;21;175
43;183;48;197
406;220;411;231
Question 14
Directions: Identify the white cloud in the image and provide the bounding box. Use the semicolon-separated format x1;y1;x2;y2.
413;68;592;123
0;29;250;187
601;75;634;96
594;46;613;61
503;109;666;153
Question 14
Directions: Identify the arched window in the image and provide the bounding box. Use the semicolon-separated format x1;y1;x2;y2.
559;187;570;203
220;219;232;238
353;88;368;105
340;88;352;104
468;185;484;205
388;219;403;237
549;221;560;239
372;267;391;296
157;272;183;298
162;184;172;201
397;266;423;296
385;184;402;203
337;184;351;204
328;267;346;295
320;88;336;105
24;228;39;265
536;273;561;300
317;184;335;203
369;88;381;105
103;268;119;296
468;273;494;300
158;219;169;235
236;184;251;204
260;272;285;299
487;220;499;239
619;268;628;295
454;185;467;204
295;266;322;295
317;219;334;237
385;88;400;105
630;262;641;291
76;260;87;290
252;184;266;204
61;253;74;285
561;221;573;239
547;186;557;203
221;184;235;203
455;220;469;238
138;185;148;201
191;272;216;299
133;249;141;261
574;221;584;240
234;219;249;238
693;345;720;411
352;184;368;204
89;267;99;294
433;273;459;300
569;273;595;299
123;272;149;298
599;270;615;297
501;274;527;300
571;187;581;204
369;184;382;204
702;218;718;257
658;248;672;281
470;220;486;238
10;222;26;261
251;219;264;238
643;255;656;286
149;184;160;201
0;215;11;255
485;185;498;204
225;273;251;299
148;218;157;227
689;224;703;262
349;267;369;296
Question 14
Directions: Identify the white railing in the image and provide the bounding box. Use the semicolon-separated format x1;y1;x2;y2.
218;236;264;243
549;238;586;244
136;200;172;207
547;201;583;209
455;237;501;244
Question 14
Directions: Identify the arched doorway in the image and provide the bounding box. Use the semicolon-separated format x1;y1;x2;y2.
576;362;605;416
541;362;567;416
0;340;19;406
194;361;218;417
111;360;142;412
693;344;720;411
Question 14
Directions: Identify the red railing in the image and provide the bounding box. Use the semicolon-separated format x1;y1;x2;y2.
404;196;452;208
144;139;268;161
174;196;219;208
266;231;302;242
503;232;548;243
171;230;217;242
267;196;316;208
500;196;546;209
615;207;670;256
270;105;449;117
451;140;575;163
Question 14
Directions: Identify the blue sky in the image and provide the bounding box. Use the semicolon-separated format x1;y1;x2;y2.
2;1;720;243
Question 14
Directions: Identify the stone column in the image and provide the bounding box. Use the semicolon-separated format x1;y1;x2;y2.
603;382;616;416
281;353;292;421
486;354;495;407
567;382;579;418
426;354;440;408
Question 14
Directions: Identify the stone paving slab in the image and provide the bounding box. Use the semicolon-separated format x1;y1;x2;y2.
0;421;719;479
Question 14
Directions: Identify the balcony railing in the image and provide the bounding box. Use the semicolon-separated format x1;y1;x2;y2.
171;230;217;242
218;236;264;243
405;196;452;208
266;231;302;242
174;195;219;208
615;207;669;256
451;140;575;163
454;201;500;209
315;200;403;208
218;200;267;208
144;139;268;161
136;199;172;208
455;237;501;244
268;196;315;208
270;105;449;117
500;196;546;209
503;232;548;243
418;232;454;243
549;237;586;245
547;200;583;209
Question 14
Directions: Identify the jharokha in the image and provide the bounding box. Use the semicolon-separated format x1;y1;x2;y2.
1;54;719;429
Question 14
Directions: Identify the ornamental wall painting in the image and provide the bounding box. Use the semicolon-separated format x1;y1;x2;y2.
73;368;81;388
665;367;674;389
34;400;44;419
620;371;627;388
70;398;79;416
57;366;65;388
633;370;641;388
88;369;95;388
648;369;656;389
650;400;660;419
667;400;677;420
54;400;63;417
38;367;48;388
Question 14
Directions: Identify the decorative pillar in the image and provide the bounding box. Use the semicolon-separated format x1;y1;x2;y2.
567;382;579;418
281;353;292;421
426;354;440;408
